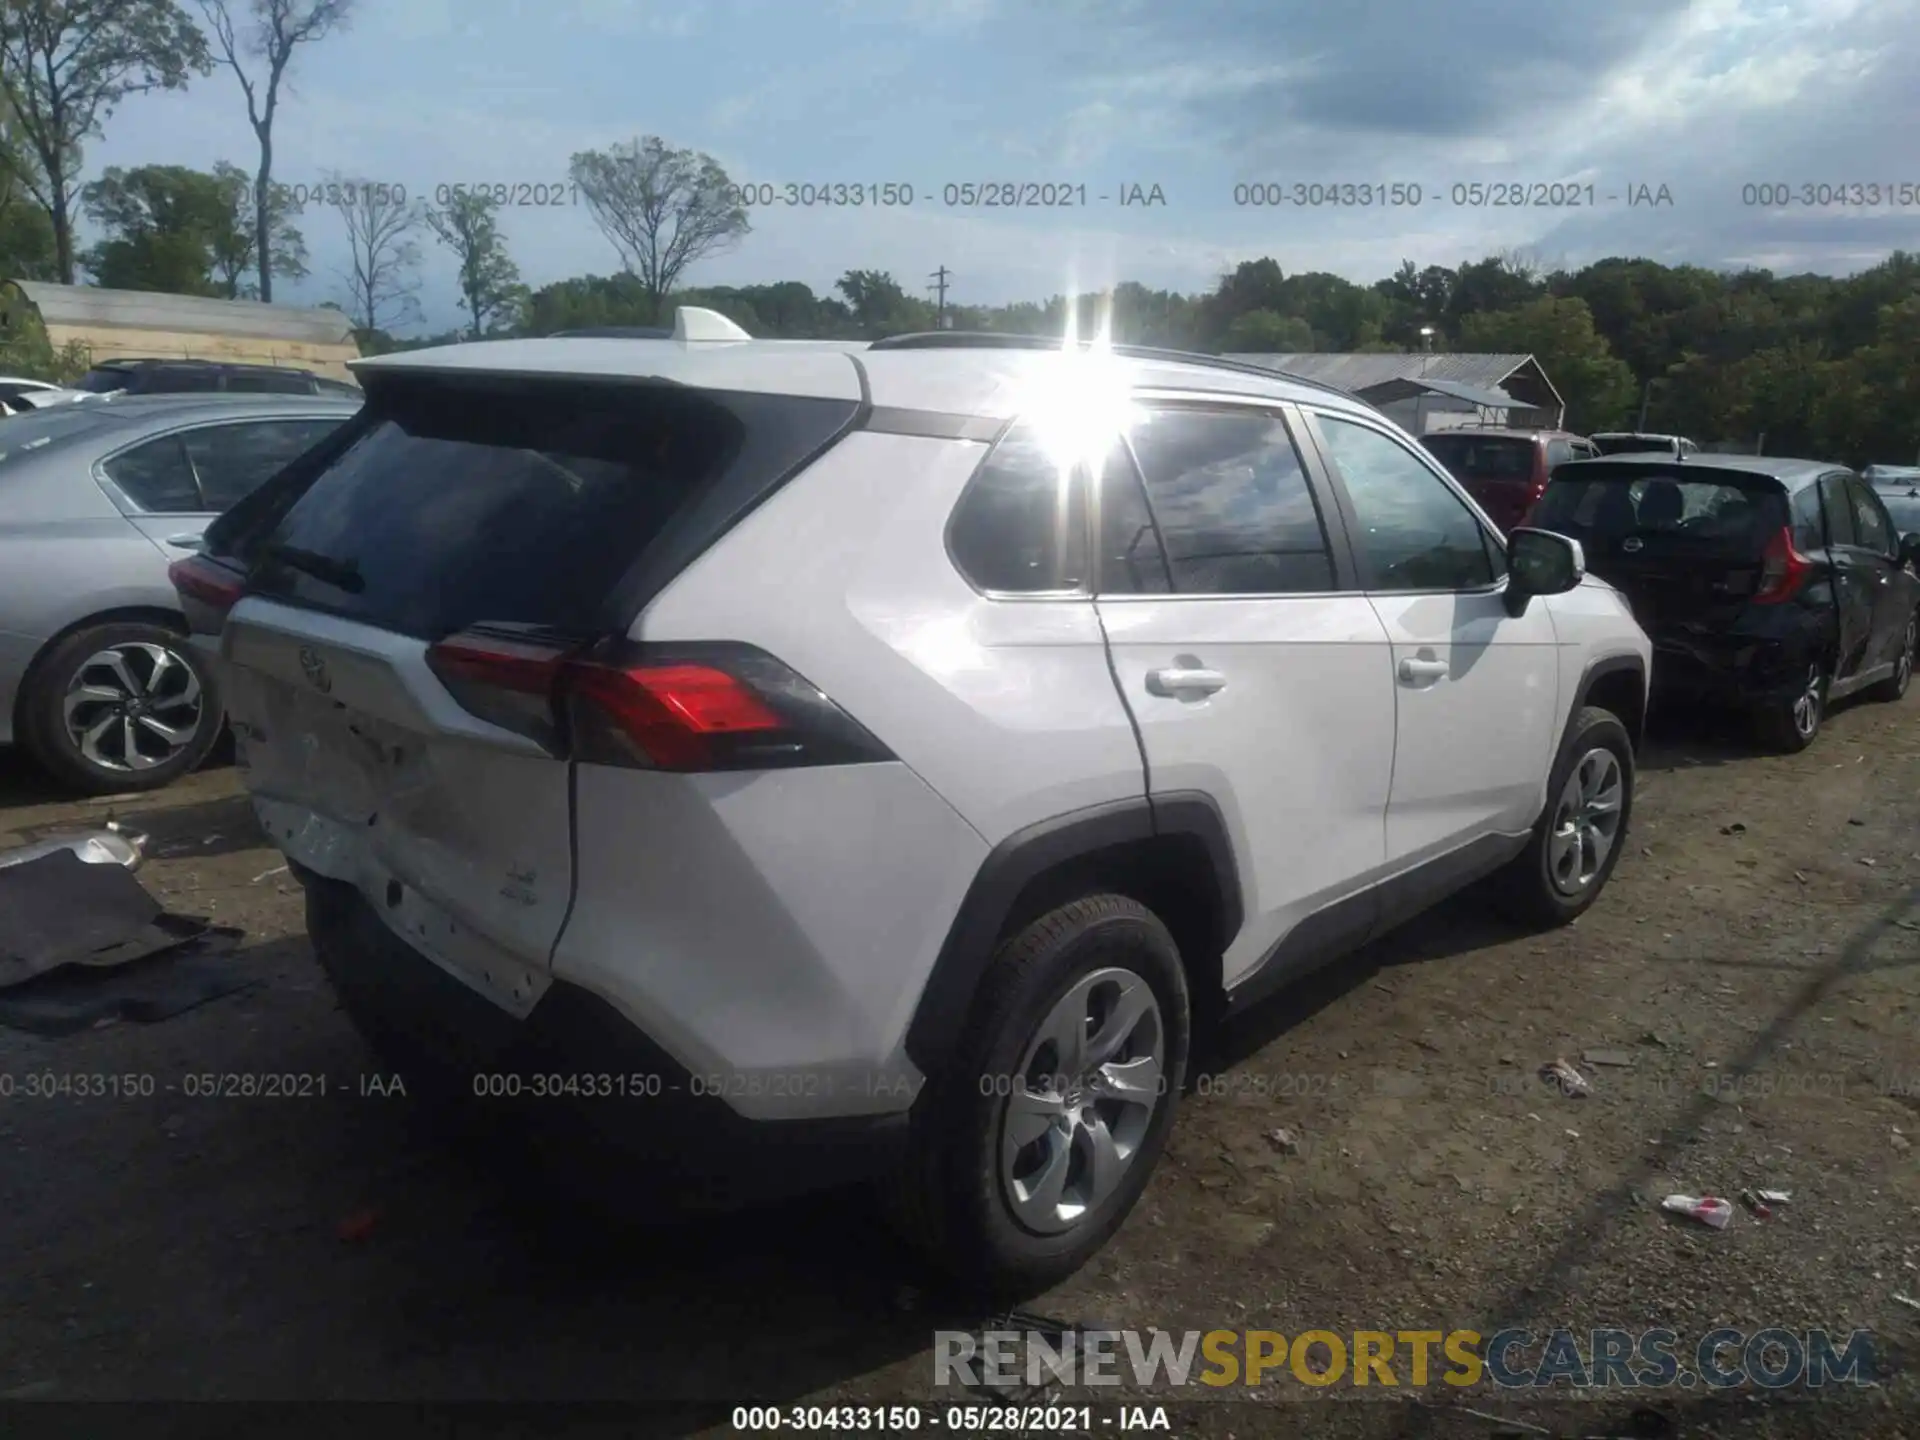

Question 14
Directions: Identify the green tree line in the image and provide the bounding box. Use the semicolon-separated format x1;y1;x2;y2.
0;0;1913;466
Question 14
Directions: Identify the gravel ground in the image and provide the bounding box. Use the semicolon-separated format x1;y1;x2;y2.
0;693;1915;1438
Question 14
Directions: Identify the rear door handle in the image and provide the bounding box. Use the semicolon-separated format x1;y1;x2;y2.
1398;657;1450;683
1145;667;1227;697
163;533;204;550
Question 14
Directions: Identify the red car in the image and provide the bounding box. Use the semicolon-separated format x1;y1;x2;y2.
1420;427;1599;533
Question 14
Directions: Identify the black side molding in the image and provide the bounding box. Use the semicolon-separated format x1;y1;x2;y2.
904;791;1242;1077
1570;653;1648;751
1223;830;1529;1018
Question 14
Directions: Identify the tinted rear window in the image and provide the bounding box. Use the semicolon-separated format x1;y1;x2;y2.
1529;467;1786;553
243;376;856;639
75;369;133;394
1421;434;1537;481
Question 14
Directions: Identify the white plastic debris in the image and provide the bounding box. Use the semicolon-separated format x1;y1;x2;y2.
1662;1194;1733;1229
0;822;146;873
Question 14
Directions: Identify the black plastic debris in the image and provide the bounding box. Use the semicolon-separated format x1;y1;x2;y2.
0;848;250;1034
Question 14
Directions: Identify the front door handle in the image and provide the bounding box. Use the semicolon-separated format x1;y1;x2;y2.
1398;657;1450;683
163;533;204;550
1145;667;1227;697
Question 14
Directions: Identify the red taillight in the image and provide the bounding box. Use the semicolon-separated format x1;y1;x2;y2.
424;631;889;772
168;554;246;633
1752;526;1811;605
168;555;244;608
563;661;783;770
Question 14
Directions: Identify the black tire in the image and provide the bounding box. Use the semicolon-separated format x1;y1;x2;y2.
1491;705;1636;929
1754;659;1827;753
19;620;222;795
887;894;1191;1299
1867;611;1915;703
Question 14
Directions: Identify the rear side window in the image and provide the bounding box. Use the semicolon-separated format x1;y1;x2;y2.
1094;446;1172;594
1124;406;1333;594
1545;439;1574;471
1790;486;1825;551
1847;477;1894;553
183;418;346;510
1821;478;1857;547
101;434;202;512
75;369;133;394
948;418;1089;592
246;377;855;639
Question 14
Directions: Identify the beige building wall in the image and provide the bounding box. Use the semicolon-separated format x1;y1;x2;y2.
42;323;360;383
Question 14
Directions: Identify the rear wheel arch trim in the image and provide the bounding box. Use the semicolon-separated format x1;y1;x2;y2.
1570;654;1647;750
902;790;1242;1078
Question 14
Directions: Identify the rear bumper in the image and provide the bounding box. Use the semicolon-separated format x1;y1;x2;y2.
1647;624;1820;708
301;868;909;1213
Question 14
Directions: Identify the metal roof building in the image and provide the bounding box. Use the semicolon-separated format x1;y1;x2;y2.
1225;351;1565;432
0;280;360;381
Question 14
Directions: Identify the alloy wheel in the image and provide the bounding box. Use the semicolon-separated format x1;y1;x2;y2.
61;642;205;773
1547;747;1625;896
1791;663;1824;739
998;966;1166;1235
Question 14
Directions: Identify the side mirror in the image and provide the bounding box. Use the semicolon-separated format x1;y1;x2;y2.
1505;527;1585;616
1899;532;1920;570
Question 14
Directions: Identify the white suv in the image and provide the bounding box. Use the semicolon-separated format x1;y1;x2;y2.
171;312;1650;1294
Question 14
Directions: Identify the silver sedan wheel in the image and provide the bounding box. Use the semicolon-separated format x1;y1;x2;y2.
998;966;1165;1236
1791;663;1824;739
62;642;205;773
1547;746;1625;897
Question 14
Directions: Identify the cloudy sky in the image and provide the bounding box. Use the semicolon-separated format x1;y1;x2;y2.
87;0;1920;332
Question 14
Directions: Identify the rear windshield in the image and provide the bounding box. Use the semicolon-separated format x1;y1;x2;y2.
1421;434;1536;481
1529;467;1786;553
241;375;857;639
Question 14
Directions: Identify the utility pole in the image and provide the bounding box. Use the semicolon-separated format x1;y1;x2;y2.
929;266;951;329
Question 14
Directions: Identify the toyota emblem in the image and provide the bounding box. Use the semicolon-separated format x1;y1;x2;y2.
298;645;332;693
1622;537;1644;552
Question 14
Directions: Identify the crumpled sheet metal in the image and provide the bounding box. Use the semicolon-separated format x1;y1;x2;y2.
0;821;147;873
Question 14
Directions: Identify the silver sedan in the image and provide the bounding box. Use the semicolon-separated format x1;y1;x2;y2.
0;392;360;793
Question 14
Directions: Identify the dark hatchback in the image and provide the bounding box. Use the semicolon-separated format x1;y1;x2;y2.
1529;455;1920;750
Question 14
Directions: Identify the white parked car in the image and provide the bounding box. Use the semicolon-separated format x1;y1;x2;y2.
172;311;1651;1292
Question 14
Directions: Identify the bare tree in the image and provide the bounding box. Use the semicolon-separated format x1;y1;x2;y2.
568;136;749;322
196;0;353;303
0;0;210;283
330;176;421;336
425;189;523;337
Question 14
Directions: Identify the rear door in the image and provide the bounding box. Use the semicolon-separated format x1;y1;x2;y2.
1819;475;1878;676
1092;397;1395;988
1842;475;1911;675
200;372;861;1002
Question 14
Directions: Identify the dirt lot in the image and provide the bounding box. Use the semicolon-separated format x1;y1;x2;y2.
1;692;1916;1436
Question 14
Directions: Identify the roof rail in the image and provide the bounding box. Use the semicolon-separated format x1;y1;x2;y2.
866;331;1364;403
